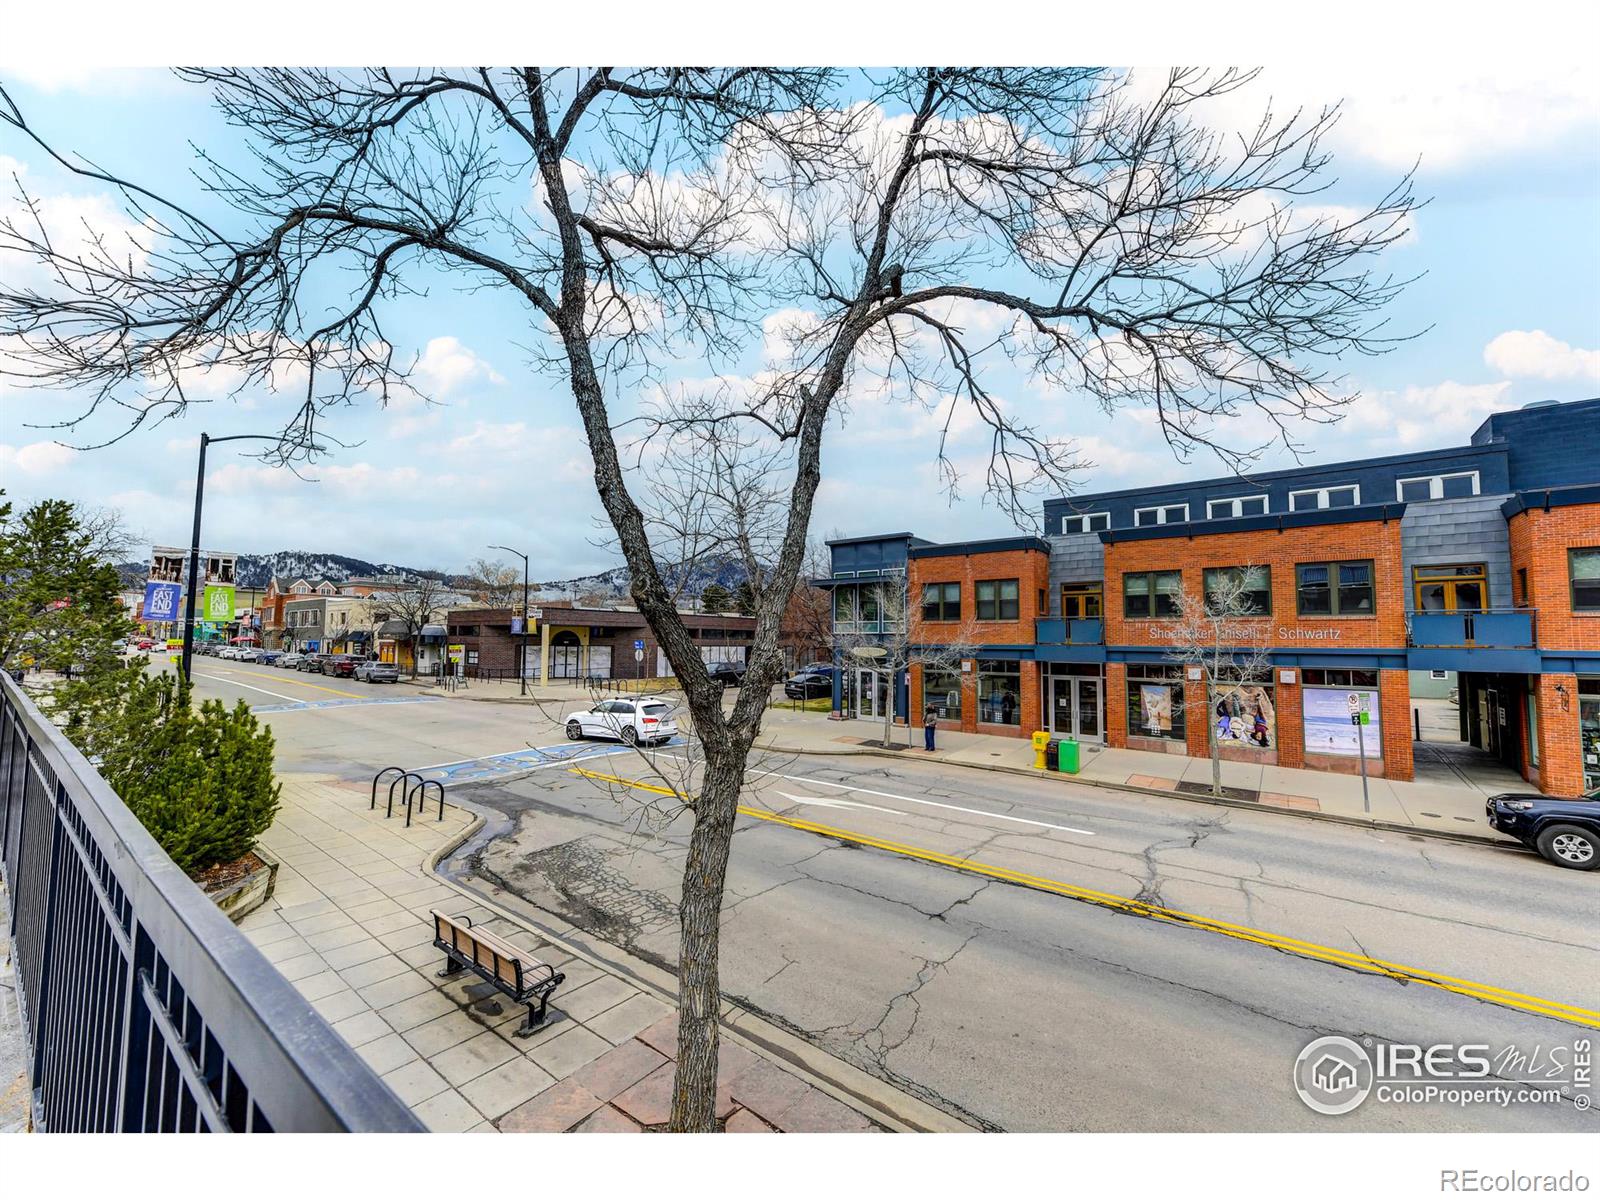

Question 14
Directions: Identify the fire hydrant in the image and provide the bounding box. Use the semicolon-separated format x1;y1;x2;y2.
1030;730;1050;770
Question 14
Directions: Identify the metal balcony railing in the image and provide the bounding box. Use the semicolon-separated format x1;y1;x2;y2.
1035;616;1105;645
0;674;421;1133
1405;607;1537;650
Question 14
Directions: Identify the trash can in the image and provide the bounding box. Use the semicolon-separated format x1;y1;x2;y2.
1058;738;1080;775
1043;738;1060;771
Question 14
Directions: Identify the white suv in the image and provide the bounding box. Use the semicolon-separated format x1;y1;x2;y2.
563;696;679;746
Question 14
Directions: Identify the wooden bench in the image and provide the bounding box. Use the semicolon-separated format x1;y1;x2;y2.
431;912;565;1037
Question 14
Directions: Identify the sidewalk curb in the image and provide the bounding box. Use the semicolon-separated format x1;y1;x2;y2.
754;740;1510;850
420;802;975;1133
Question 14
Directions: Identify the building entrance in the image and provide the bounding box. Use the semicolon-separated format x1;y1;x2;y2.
1048;672;1102;740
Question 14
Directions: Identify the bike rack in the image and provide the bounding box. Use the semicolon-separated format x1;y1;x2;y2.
370;766;407;810
386;770;425;819
403;779;447;827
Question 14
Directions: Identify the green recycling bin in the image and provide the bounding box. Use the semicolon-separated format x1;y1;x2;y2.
1058;738;1080;775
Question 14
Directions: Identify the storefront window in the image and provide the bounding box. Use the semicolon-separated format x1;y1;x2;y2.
1204;566;1271;617
1127;664;1185;741
977;659;1021;725
1301;668;1380;688
1581;679;1600;791
1301;686;1381;757
923;669;962;720
1213;681;1276;750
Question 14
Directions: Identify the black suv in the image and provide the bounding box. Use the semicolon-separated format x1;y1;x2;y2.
710;661;747;687
1485;786;1600;870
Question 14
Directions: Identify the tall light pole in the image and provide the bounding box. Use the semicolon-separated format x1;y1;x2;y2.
489;544;530;697
180;432;282;683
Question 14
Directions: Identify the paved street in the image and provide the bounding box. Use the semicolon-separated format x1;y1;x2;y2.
182;660;1600;1133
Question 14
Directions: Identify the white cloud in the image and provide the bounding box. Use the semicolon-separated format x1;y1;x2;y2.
1483;330;1600;384
1342;380;1513;448
411;336;503;398
0;440;77;474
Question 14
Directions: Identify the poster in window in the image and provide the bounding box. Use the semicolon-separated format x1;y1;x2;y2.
1302;687;1381;756
1215;685;1276;749
1139;684;1173;734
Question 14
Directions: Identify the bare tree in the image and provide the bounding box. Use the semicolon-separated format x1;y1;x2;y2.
779;540;834;672
1155;567;1275;797
0;67;1417;1130
462;557;523;610
371;575;448;677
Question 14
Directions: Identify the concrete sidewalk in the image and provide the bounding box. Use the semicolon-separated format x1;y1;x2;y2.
242;772;955;1132
754;708;1509;842
0;883;31;1133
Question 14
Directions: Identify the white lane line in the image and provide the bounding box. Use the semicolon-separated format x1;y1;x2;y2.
191;673;304;704
749;766;1096;837
775;790;904;815
412;748;540;772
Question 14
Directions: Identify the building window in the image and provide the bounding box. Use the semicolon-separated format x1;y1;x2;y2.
1289;485;1360;511
1206;496;1269;520
1301;685;1380;757
1215;682;1276;750
921;582;961;622
1301;668;1381;687
1203;566;1272;616
1572;548;1600;612
1412;563;1487;612
1517;567;1529;605
1060;512;1110;535
923;668;962;720
976;659;1021;725
1396;471;1479;503
1060;582;1102;620
859;587;881;627
1429;669;1449;680
1297;560;1375;616
1123;570;1182;619
1134;503;1189;527
975;579;1020;621
1127;664;1185;742
833;586;854;626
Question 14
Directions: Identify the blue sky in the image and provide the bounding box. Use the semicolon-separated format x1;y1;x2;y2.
1;64;1597;578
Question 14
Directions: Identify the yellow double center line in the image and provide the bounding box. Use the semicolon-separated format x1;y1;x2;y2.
568;766;1600;1029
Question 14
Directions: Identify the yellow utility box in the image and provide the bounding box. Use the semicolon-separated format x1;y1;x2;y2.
1030;730;1050;770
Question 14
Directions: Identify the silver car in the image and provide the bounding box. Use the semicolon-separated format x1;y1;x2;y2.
275;652;305;670
353;660;400;683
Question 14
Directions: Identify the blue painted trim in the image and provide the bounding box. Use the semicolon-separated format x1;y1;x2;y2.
1405;647;1544;674
1499;483;1600;519
908;536;1051;559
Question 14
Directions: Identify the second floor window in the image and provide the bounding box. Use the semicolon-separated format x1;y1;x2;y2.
1123;570;1182;619
975;579;1020;621
1060;582;1103;620
1204;566;1272;616
1397;471;1479;502
1289;485;1360;511
1572;547;1600;612
1206;496;1269;519
921;582;961;622
1297;560;1375;616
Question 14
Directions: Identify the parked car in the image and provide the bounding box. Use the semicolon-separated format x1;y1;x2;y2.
796;662;836;678
563;696;678;746
215;646;237;659
134;638;155;651
710;661;747;687
784;671;833;700
297;654;330;672
275;652;304;670
321;655;360;677
234;647;262;662
256;650;282;666
353;660;400;684
1486;787;1600;870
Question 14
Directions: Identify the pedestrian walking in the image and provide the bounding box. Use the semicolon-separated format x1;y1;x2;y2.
924;704;938;751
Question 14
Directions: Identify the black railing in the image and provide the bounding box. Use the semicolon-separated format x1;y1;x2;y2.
0;674;421;1132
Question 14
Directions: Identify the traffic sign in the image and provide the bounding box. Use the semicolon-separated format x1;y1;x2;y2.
634;649;644;663
633;639;645;650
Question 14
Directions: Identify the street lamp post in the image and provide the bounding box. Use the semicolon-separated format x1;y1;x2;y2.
489;544;530;697
180;432;282;683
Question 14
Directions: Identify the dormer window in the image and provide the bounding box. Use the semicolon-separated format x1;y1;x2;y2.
1133;503;1189;527
1060;512;1110;535
1289;485;1360;511
1396;471;1479;503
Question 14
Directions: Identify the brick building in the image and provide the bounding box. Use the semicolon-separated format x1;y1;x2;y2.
821;395;1600;793
445;603;755;680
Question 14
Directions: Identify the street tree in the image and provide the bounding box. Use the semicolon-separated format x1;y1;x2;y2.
463;557;523;610
733;580;757;618
370;574;449;677
1155;567;1275;797
779;541;834;671
0;493;133;683
700;583;732;614
0;68;1418;1129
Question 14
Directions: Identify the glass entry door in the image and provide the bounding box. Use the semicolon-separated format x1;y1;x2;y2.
1049;675;1103;740
856;669;886;720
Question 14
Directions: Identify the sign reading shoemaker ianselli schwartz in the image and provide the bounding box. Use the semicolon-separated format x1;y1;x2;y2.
1144;624;1343;643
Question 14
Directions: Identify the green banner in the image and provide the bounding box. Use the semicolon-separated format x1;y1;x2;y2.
203;584;235;623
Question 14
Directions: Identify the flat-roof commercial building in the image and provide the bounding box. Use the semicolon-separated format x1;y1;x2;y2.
821;396;1600;795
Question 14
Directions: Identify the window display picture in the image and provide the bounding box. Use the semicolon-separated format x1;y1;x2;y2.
1140;684;1174;734
1303;687;1381;756
1214;685;1275;749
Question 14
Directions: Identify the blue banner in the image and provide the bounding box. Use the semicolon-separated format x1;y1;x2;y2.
142;581;183;622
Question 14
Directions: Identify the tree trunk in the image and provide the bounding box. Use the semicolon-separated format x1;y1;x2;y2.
669;736;747;1132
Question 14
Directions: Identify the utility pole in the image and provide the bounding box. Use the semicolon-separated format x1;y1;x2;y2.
180;432;281;682
490;544;530;697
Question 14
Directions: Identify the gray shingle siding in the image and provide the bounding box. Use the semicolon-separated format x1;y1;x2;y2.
1400;494;1514;608
1046;533;1105;613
